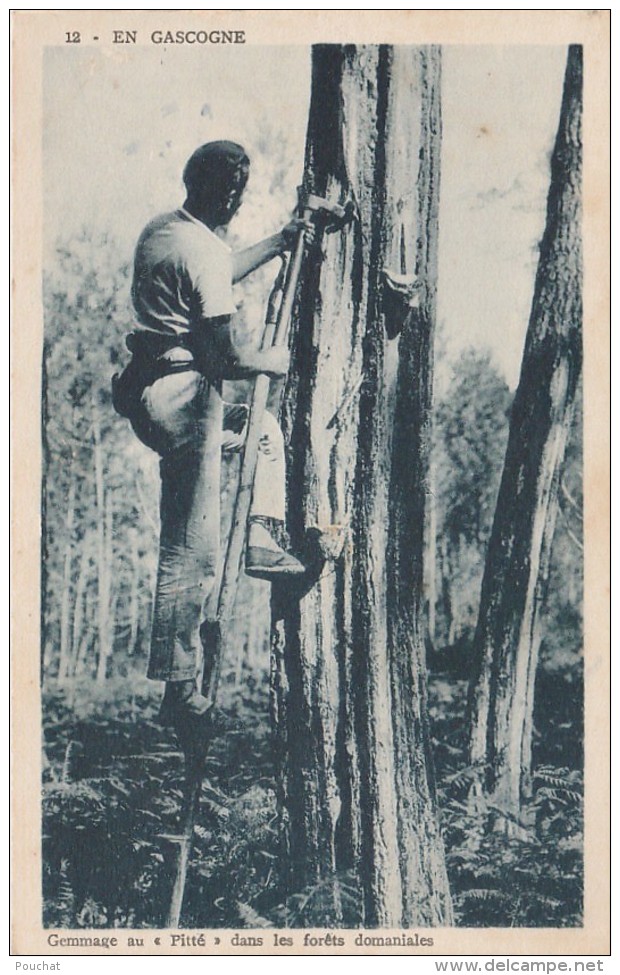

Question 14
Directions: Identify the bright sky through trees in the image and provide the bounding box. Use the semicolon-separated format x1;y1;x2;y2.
44;44;566;388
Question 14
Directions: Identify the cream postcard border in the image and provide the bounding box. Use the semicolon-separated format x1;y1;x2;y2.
11;9;610;956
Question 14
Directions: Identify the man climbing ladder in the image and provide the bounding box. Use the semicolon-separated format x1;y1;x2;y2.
113;140;313;727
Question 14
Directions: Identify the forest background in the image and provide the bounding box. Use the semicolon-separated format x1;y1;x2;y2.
41;45;584;928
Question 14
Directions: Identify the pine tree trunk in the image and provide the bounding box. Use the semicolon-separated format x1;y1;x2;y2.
468;46;583;825
271;44;452;928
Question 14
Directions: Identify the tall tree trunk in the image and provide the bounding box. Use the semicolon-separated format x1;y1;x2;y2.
468;46;583;825
271;44;452;928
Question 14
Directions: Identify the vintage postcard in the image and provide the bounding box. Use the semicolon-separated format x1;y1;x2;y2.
11;9;610;958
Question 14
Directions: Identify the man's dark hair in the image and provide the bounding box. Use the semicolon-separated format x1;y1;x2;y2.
183;141;250;222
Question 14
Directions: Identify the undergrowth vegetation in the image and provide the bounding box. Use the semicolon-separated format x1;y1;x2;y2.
42;662;582;929
429;677;583;927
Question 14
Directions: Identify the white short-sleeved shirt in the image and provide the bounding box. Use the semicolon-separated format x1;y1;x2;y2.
131;207;236;338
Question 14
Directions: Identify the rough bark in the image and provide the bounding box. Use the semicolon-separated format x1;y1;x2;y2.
271;44;452;927
468;46;583;824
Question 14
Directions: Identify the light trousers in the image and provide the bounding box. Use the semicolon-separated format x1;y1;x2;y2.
130;369;285;681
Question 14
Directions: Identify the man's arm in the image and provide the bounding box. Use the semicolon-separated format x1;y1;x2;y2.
194;315;289;380
232;218;315;283
232;233;286;283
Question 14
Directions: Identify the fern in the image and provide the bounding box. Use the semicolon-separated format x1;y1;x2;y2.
272;870;362;928
458;888;509;904
534;766;582;787
199;796;230;821
56;859;76;927
235;901;272;929
443;760;489;790
534;786;583;806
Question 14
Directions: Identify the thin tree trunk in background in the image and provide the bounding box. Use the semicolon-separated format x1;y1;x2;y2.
128;532;140;656
75;607;93;678
426;452;438;646
468;46;583;825
105;497;117;671
69;593;94;709
70;546;89;678
438;537;455;645
57;470;76;683
92;397;113;685
271;44;452;927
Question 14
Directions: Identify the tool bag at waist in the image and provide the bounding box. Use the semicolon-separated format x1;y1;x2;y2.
111;333;198;419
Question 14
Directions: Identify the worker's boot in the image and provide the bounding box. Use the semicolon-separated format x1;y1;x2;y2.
245;516;305;580
158;679;211;727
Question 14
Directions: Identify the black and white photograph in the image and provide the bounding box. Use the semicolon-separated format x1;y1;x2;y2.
11;9;610;956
